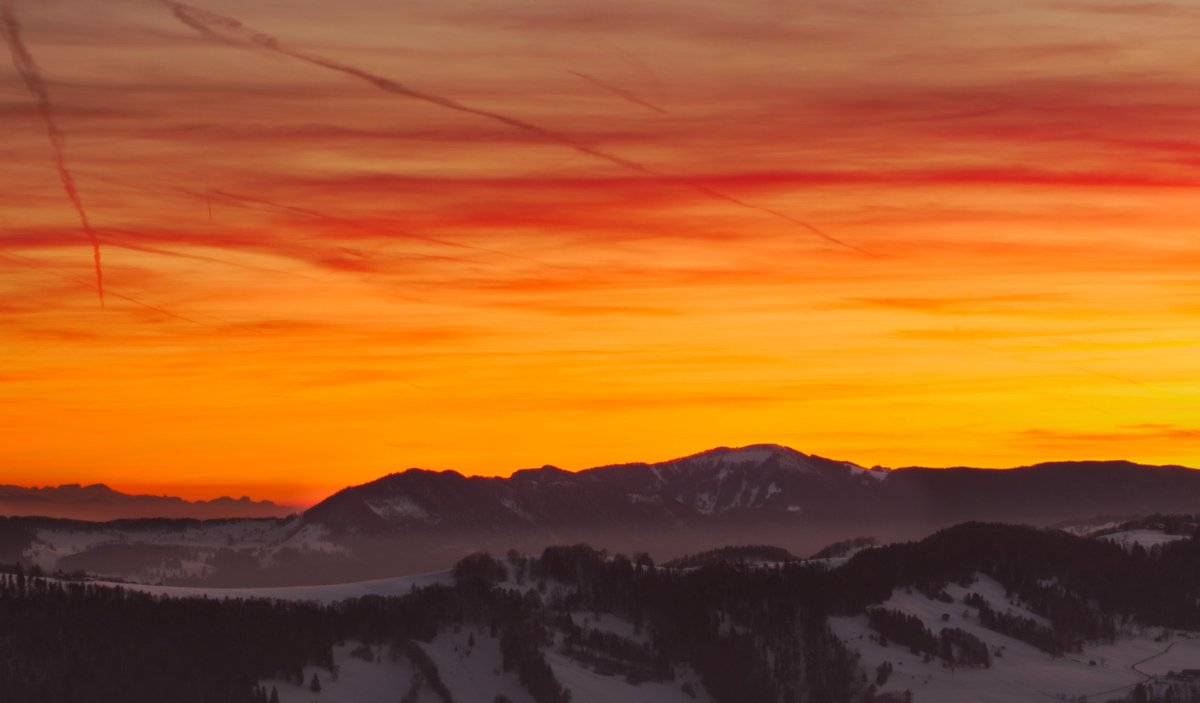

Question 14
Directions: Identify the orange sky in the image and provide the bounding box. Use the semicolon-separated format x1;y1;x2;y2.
2;0;1199;505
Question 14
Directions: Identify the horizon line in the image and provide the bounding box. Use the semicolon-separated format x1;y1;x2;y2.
9;442;1198;509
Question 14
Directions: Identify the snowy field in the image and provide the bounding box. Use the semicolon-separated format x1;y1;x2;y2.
831;573;1198;703
419;627;534;703
89;571;451;603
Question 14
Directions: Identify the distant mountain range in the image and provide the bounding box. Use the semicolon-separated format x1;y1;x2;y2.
0;483;294;521
5;444;1200;585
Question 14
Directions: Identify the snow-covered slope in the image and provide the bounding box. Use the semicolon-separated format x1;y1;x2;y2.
417;628;535;703
303;444;888;536
24;519;294;582
831;573;1198;702
1057;515;1197;550
1101;529;1190;549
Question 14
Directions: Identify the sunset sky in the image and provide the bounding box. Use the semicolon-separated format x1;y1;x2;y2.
2;0;1199;504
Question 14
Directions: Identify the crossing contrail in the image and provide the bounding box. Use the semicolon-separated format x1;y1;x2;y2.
567;70;668;114
0;251;198;324
157;0;867;254
1;0;105;305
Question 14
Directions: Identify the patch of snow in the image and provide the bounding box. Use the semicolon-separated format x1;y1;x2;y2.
26;528;115;570
831;574;1197;702
693;491;717;515
628;494;661;505
26;520;292;574
500;497;535;522
1059;520;1123;537
364;496;430;522
279;523;348;556
943;573;1051;628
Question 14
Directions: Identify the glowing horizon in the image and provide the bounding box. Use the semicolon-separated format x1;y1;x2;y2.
3;0;1199;503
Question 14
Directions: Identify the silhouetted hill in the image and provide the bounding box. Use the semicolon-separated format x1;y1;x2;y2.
303;447;1200;537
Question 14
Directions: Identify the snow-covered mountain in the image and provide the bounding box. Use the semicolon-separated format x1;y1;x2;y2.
303;444;889;533
303;445;1200;535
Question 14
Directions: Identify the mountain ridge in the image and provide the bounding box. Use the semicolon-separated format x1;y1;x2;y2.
0;483;295;522
7;444;1200;586
345;444;1196;484
301;444;1200;538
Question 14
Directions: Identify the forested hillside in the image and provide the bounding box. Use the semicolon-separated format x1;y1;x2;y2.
3;522;1199;702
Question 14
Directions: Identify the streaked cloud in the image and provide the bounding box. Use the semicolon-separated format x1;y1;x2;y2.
2;0;1199;497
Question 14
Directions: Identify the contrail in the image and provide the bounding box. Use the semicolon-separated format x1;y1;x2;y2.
1;0;105;305
567;70;668;115
158;0;867;254
0;251;198;324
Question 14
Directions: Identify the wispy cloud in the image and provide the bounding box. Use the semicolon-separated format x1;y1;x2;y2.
1019;424;1200;448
